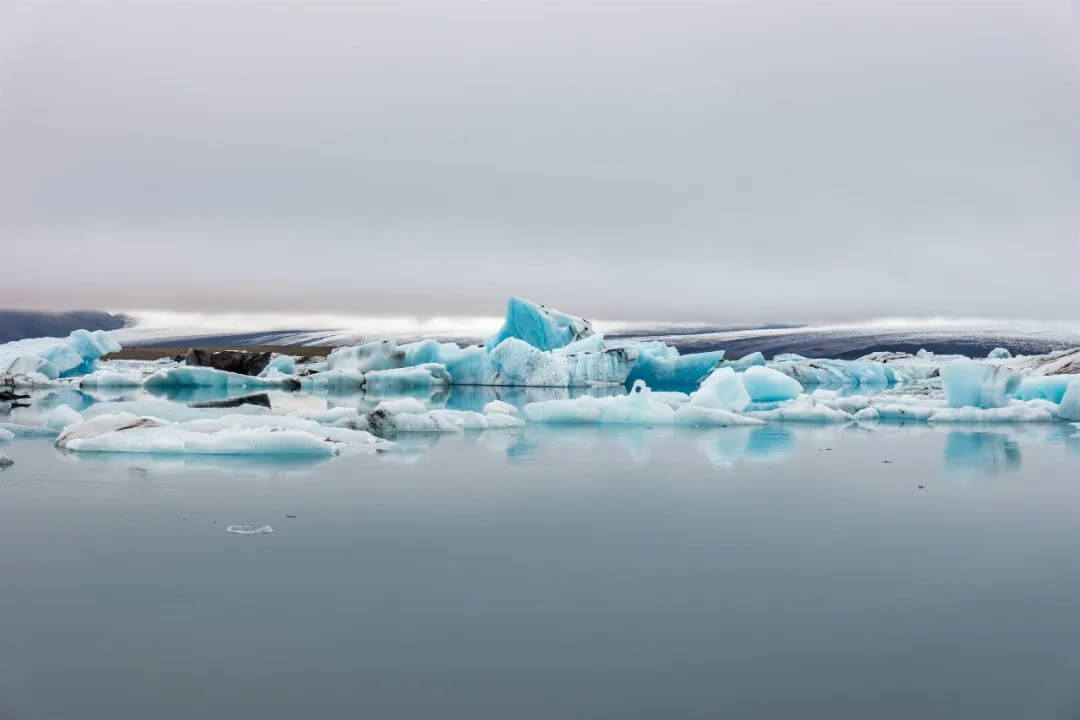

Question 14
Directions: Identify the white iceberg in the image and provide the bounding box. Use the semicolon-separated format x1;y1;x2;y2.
0;330;120;380
79;370;145;388
523;380;760;426
56;411;387;456
688;367;751;412
483;400;518;416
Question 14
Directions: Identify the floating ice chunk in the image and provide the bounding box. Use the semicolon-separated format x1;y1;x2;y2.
689;367;751;412
0;452;11;467
768;357;904;386
624;344;724;388
0;428;14;442
375;397;429;414
672;405;765;427
487;297;594;351
741;366;803;402
1018;374;1077;404
1058;377;1080;421
362;364;450;391
987;347;1012;359
940;360;1020;409
45;404;82;431
226;525;274;535
483;400;518;416
0;330;120;379
62;422;340;456
854;403;936;422
145;366;296;391
555;334;606;355
260;354;296;377
809;390;872;414
79;370;144;388
928;404;1054;423
523;380;675;425
327;340;404;373
57;413;164;446
745;398;853;423
721;352;766;371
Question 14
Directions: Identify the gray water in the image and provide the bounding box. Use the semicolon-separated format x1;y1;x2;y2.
1;423;1079;718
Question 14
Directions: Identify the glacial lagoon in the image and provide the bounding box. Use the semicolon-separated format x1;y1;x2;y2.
1;384;1079;719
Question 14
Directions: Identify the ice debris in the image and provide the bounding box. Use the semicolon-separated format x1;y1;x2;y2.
0;452;12;468
226;525;274;535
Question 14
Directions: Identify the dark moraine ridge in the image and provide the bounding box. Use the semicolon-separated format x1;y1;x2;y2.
0;310;128;343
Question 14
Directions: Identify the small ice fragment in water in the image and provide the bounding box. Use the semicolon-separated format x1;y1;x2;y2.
0;452;13;468
226;524;274;535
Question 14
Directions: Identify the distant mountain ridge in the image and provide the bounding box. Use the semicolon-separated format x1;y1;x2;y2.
0;310;128;343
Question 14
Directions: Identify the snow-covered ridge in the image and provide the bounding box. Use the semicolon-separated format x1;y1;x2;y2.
2;297;1080;459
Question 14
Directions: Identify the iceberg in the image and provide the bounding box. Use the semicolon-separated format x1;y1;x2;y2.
688;367;751;412
260;354;296;376
623;345;725;388
1058;377;1080;421
0;330;120;380
365;407;525;434
0;428;14;442
56;411;387;455
145;366;298;391
768;355;905;386
487;297;594;351
1018;374;1077;404
744;397;853;423
987;347;1012;359
721;352;766;371
927;404;1054;423
941;360;1020;409
0;452;12;468
79;370;145;388
483;399;518;416
523;379;760;426
741;366;804;402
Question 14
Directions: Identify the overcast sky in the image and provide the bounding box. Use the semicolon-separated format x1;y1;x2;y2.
1;1;1077;322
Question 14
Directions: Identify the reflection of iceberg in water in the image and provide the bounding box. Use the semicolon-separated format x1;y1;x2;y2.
944;431;1021;475
58;448;334;474
699;426;795;467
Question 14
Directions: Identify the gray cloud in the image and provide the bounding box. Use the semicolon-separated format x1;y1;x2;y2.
1;1;1077;321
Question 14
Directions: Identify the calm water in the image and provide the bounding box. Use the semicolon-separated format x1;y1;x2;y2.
1;422;1079;718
